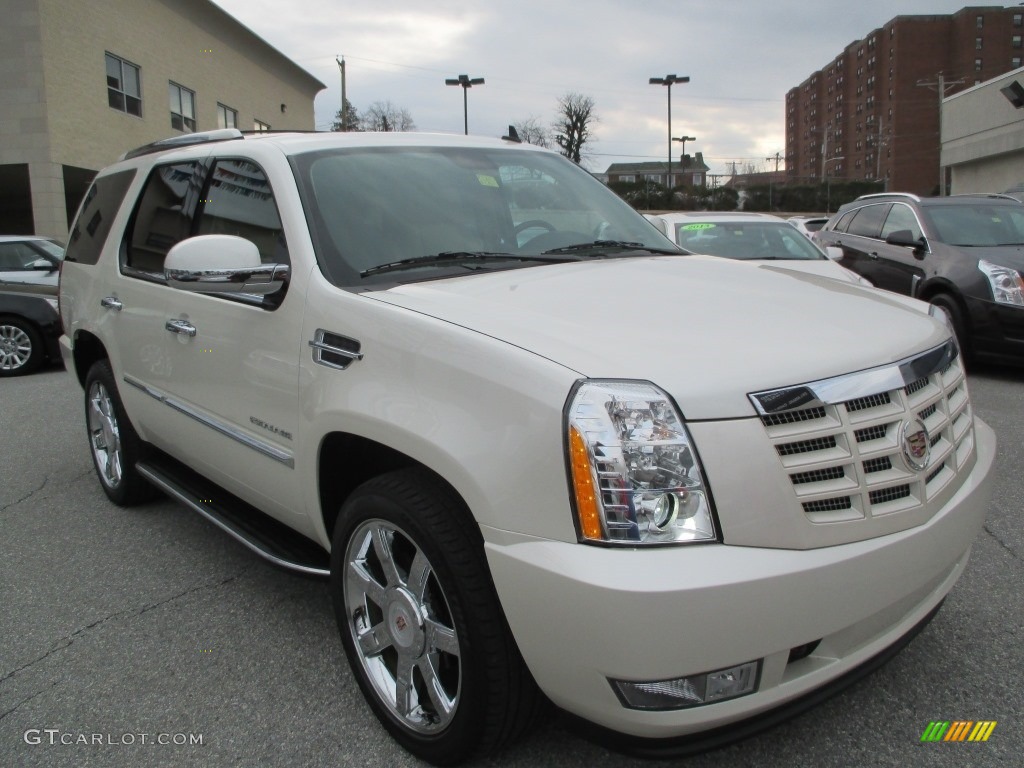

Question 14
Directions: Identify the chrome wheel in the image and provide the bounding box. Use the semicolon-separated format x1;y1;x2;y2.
87;380;123;489
344;519;461;734
0;323;32;372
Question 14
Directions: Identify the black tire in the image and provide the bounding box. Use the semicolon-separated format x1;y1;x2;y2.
929;294;970;363
330;468;543;765
0;315;44;377
84;360;158;506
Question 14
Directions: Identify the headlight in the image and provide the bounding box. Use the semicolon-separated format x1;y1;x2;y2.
566;380;716;545
978;259;1024;306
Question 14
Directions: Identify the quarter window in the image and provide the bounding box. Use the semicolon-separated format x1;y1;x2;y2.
65;170;137;266
254;119;271;132
169;82;196;132
106;53;141;117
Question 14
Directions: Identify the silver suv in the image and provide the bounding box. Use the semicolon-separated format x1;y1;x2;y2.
59;130;995;764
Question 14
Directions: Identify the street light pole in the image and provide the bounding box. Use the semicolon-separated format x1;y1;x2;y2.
445;74;484;135
672;135;696;182
650;74;690;195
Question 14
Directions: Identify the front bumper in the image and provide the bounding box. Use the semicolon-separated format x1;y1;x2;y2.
484;417;995;740
965;294;1024;364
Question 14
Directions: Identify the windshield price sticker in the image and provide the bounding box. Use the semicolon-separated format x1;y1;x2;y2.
680;223;717;231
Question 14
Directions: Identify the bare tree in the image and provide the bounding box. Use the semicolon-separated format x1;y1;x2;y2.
512;116;551;148
553;93;597;164
361;100;416;132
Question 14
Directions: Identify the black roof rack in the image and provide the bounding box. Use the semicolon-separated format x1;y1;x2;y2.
120;128;245;161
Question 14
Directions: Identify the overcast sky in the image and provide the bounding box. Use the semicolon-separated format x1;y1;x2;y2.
210;0;999;177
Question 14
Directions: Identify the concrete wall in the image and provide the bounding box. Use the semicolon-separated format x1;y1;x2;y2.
942;66;1024;194
0;0;325;238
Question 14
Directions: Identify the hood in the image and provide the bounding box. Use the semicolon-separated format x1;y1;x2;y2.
961;245;1024;271
747;259;869;285
368;256;948;419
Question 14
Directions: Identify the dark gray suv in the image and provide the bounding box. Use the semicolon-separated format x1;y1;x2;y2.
816;192;1024;365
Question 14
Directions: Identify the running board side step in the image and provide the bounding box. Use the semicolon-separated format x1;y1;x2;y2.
136;453;330;578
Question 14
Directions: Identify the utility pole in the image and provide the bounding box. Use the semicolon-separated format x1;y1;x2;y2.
336;56;348;131
766;151;783;172
916;72;964;195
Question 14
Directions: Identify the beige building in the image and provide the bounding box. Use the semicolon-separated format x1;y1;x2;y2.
1;0;325;238
942;66;1024;194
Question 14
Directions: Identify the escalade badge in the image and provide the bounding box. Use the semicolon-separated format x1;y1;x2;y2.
900;418;931;471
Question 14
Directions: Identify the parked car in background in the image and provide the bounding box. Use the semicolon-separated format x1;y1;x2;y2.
787;216;829;239
646;211;871;285
816;192;1024;364
0;235;64;376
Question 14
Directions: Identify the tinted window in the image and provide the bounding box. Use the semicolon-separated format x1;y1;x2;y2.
831;210;858;233
197;159;288;265
125;161;207;273
880;203;922;240
65;170;136;265
846;204;889;238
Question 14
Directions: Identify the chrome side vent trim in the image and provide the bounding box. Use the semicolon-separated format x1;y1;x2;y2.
309;329;363;370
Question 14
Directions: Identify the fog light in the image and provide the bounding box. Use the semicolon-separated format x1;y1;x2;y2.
611;661;760;711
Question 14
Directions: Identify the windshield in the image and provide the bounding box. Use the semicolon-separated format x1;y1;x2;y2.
292;145;676;286
924;204;1024;247
672;221;827;261
33;239;66;260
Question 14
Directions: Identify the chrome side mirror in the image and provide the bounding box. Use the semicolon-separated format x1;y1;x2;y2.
164;235;288;295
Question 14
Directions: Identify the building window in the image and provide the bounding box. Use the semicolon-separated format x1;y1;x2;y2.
977;15;984;28
254;119;271;132
1014;35;1023;49
619;175;635;183
1013;57;1022;68
217;103;238;129
1015;13;1022;26
977;37;983;50
169;82;196;132
105;53;141;117
976;58;983;71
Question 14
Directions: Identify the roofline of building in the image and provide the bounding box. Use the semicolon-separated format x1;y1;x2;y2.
182;0;327;94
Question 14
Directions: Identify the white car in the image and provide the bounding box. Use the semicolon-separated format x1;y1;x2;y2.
787;215;830;238
59;129;993;764
647;211;872;286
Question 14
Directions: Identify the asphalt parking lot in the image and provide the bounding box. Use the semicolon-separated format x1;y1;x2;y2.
1;364;1022;768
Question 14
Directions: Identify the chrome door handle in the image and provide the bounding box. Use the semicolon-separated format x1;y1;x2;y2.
868;252;879;259
100;296;123;311
165;319;197;337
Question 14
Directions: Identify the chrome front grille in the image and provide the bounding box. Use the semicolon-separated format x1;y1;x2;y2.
750;341;974;525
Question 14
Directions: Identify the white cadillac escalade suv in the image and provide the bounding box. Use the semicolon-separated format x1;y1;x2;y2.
59;129;995;765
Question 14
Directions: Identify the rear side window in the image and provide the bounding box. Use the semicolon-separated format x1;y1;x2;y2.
65;169;137;265
125;161;208;273
831;210;857;233
846;204;890;239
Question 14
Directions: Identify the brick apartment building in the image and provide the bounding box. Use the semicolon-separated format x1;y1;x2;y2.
786;6;1024;195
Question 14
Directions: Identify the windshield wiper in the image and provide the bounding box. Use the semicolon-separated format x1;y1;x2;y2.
542;239;681;255
361;251;574;277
